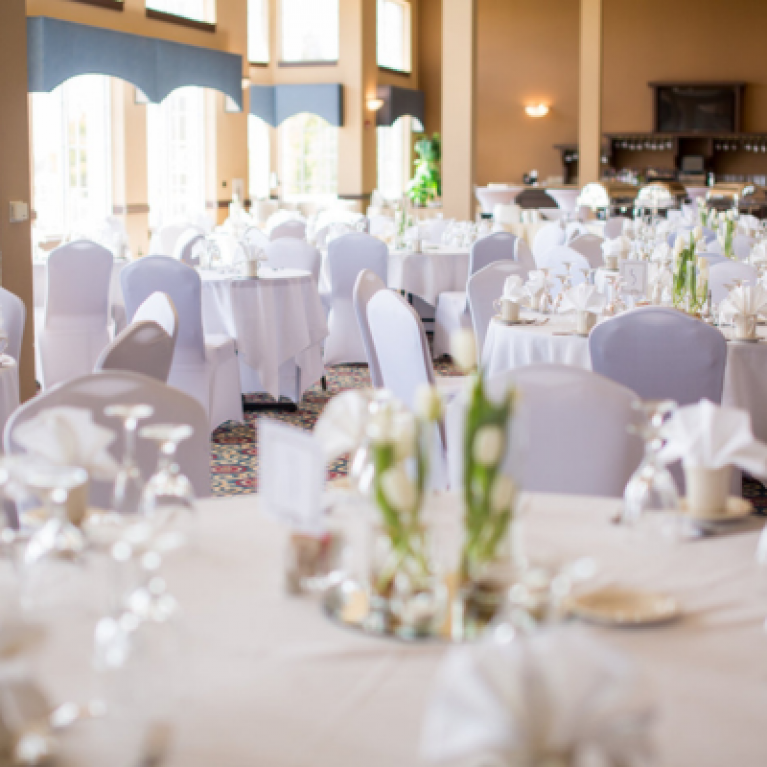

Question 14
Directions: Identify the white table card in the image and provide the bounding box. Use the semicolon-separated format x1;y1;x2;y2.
619;259;649;296
260;421;325;534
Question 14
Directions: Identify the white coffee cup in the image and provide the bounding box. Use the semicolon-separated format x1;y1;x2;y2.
604;254;619;270
684;465;731;519
734;313;757;340
245;260;260;278
493;297;520;322
576;310;597;335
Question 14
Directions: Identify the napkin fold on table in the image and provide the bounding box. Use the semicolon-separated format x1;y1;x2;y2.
502;275;528;303
602;236;631;259
421;628;655;767
524;270;556;301
558;283;605;315
314;391;375;462
659;399;767;478
720;283;767;322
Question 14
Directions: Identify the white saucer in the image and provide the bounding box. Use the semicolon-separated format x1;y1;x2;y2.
680;495;754;523
729;336;762;344
567;587;680;627
493;315;537;326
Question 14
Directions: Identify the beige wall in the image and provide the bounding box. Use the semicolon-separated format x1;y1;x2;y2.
417;0;441;135
0;0;36;400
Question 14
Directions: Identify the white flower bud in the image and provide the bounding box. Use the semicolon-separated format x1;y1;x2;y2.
673;235;685;254
450;329;478;372
392;412;417;462
693;225;703;242
380;465;417;514
727;209;736;221
697;256;709;274
415;384;443;423
490;474;515;513
472;425;505;468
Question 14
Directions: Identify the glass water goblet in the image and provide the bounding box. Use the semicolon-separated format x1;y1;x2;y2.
105;404;154;515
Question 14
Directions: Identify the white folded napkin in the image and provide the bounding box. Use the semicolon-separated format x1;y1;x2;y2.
314;391;375;461
13;407;118;480
751;241;767;263
659;400;767;476
720;283;767;321
502;275;527;303
421;628;655;767
524;270;554;300
558;283;605;314
602;236;631;258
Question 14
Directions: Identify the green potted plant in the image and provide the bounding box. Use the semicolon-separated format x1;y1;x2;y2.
407;133;441;207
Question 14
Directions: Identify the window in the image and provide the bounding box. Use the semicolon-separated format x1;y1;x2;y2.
377;117;411;201
280;0;339;62
147;87;206;226
248;0;269;63
249;116;271;201
280;113;337;200
146;0;215;23
31;75;112;238
377;0;411;72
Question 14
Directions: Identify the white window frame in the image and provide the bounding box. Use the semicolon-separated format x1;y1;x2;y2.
248;0;270;63
249;115;272;201
280;0;340;63
377;0;411;73
279;113;338;201
377;116;412;202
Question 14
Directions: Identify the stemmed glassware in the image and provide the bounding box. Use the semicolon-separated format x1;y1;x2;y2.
105;404;154;515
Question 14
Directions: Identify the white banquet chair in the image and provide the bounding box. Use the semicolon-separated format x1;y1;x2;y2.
445;364;642;497
154;221;200;256
514;237;537;273
708;261;759;304
265;239;321;284
434;233;525;359
323;233;388;366
699;253;729;269
94;320;176;383
121;257;243;430
733;234;755;260
568;233;605;268
37;240;113;390
0;286;26;364
532;223;566;261
270;220;307;241
5;370;210;507
133;291;179;343
565;222;588;241
535;245;590;288
353;269;387;388
173;229;205;267
604;216;631;239
468;261;529;364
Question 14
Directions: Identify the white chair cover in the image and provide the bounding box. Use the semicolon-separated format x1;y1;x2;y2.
699;253;729;269
121;257;243;430
590;306;727;405
708;261;759;304
353;269;387;388
38;240;113;390
445;364;642;497
4;370;210;506
94;321;175;383
568;233;605;268
173;229;205;267
243;226;270;251
323;233;388;366
733;234;755;260
270;220;307;241
265;239;321;284
535;245;590;288
468;261;529;363
0;286;25;364
565;222;588;241
155;222;201;256
532;222;566;260
604;217;631;239
133;292;179;345
514;237;537;273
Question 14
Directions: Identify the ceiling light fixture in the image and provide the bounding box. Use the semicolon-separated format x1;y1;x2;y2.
525;103;549;118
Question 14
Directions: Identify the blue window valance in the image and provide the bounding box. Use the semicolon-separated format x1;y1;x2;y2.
376;85;425;128
250;83;344;127
27;16;244;110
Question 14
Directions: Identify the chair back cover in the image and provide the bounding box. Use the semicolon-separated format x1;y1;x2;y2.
133;292;179;346
265;238;321;283
535;245;590;286
173;230;205;267
468;232;518;277
445;364;642;497
5;371;210;506
270;220;307;241
732;234;755;260
121;256;206;366
353;269;387;388
156;222;198;256
532;223;566;260
589;306;727;405
324;233;388;365
604;217;631;239
699;253;729;269
708;261;759;304
0;286;25;363
468;261;529;362
513;237;537;273
94;321;175;383
568;233;605;268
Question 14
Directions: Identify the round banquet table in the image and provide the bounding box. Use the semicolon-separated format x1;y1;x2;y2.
319;246;469;307
0;357;20;436
199;267;328;402
482;310;767;444
28;492;767;766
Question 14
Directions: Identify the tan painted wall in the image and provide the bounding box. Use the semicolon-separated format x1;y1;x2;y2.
417;0;441;136
0;0;36;400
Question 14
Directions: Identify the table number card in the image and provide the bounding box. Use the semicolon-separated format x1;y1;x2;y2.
260;421;325;534
619;259;649;296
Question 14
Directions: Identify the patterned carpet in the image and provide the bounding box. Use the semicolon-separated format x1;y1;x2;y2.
210;360;767;513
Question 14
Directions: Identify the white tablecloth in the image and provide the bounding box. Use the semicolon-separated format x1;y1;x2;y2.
200;268;328;401
0;357;20;435
483;311;767;444
29;492;767;766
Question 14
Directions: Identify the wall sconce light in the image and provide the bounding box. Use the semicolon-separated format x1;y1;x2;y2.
242;78;252;90
367;97;385;112
525;103;549;118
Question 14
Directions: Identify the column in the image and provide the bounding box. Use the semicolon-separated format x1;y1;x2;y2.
441;0;476;220
579;0;603;185
0;0;36;400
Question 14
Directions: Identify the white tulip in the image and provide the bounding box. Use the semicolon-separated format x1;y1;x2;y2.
673;234;685;253
450;329;478;372
693;225;703;242
727;209;736;222
490;474;515;513
415;384;443;423
392;411;417;462
380;465;417;514
697;256;709;275
472;425;505;468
